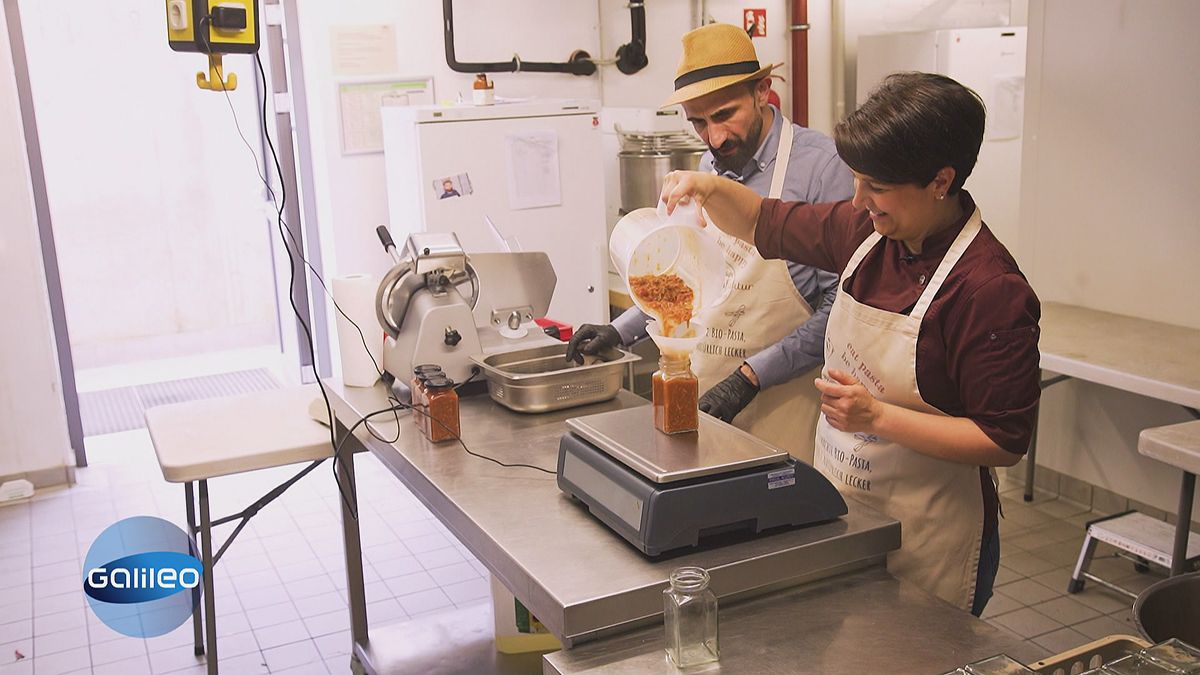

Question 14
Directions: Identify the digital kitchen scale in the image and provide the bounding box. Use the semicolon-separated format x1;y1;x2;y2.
557;406;848;556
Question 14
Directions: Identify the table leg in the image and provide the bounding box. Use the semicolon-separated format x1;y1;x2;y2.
184;481;204;656
1024;407;1039;502
1170;471;1195;576
335;419;370;659
199;480;219;674
1024;372;1070;503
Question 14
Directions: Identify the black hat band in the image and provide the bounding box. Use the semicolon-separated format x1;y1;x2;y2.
674;60;761;90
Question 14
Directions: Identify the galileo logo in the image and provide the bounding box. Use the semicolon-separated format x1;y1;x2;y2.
82;516;203;638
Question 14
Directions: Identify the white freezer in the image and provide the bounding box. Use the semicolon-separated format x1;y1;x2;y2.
857;28;1027;255
381;99;608;332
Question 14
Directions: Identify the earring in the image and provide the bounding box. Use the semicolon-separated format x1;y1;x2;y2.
937;193;946;200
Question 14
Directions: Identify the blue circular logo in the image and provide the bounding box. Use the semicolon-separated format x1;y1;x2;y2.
82;516;203;638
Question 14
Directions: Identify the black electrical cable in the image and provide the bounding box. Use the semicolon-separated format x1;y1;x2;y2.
453;366;481;391
209;26;555;506
207;39;384;383
200;21;382;389
403;395;556;476
202;19;378;387
332;401;409;471
239;59;389;392
247;54;548;493
202;31;387;516
251;53;409;521
245;54;555;478
228;47;399;449
384;375;554;475
202;20;379;519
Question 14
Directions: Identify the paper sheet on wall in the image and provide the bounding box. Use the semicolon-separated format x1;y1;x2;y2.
338;79;433;155
506;131;562;210
988;75;1025;141
330;25;398;77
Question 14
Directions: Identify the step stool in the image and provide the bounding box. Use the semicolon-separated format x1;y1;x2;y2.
1068;420;1200;597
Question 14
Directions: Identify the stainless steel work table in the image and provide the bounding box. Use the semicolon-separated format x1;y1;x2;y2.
544;566;1024;674
1025;303;1200;501
325;381;902;673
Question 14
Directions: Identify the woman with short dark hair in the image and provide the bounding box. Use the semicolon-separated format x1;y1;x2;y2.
660;72;1040;616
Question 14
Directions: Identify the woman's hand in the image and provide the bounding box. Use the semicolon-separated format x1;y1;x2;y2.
814;369;883;433
660;171;718;225
658;171;764;244
815;368;1021;467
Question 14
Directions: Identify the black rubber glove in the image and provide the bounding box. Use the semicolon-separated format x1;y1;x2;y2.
698;367;759;423
565;324;622;364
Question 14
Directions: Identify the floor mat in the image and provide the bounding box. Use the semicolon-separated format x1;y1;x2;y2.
79;368;279;436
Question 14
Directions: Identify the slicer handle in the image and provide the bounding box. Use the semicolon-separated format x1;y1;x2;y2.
376;226;396;252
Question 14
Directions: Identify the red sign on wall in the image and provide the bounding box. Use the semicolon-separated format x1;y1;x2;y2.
744;9;767;38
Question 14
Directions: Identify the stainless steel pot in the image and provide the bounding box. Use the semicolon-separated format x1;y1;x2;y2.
618;149;705;212
1134;571;1200;645
617;129;706;212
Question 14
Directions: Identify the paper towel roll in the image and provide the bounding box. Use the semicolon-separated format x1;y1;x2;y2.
333;274;383;387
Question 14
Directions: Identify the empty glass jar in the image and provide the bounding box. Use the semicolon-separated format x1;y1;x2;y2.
663;566;719;667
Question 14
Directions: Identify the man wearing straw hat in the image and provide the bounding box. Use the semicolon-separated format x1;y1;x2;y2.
568;23;853;459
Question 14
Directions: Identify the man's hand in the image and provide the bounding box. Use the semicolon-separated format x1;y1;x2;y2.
699;366;760;423
813;369;883;433
565;324;622;364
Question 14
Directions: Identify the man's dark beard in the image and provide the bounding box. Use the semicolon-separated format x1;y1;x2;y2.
710;111;765;176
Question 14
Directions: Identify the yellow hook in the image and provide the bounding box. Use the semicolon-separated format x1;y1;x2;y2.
196;53;237;91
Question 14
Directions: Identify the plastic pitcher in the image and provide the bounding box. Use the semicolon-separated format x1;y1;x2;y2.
609;202;726;323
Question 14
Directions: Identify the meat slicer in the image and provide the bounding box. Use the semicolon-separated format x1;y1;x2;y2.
373;227;558;394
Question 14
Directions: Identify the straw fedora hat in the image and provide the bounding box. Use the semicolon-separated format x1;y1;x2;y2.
662;23;782;108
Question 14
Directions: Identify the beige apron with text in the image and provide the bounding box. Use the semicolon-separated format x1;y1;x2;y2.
813;209;986;610
692;120;824;461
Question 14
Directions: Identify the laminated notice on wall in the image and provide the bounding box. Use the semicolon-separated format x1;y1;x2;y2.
330;25;398;77
337;78;433;155
505;131;562;210
988;75;1025;141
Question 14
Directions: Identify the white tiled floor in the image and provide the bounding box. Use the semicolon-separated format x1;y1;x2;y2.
980;477;1171;666
0;429;490;674
0;430;1174;673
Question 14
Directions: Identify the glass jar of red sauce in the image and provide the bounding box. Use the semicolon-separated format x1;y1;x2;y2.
652;353;698;434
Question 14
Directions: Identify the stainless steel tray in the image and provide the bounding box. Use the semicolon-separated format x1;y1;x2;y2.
470;344;640;413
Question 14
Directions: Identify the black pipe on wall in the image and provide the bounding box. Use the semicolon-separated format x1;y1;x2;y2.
442;0;649;77
615;1;648;74
443;0;597;76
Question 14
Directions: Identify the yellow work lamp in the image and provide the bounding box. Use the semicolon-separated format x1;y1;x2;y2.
165;0;260;91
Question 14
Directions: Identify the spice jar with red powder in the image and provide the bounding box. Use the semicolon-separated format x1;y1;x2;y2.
423;376;460;443
411;364;444;433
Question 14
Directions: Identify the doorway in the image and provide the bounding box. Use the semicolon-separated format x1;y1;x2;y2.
10;1;319;456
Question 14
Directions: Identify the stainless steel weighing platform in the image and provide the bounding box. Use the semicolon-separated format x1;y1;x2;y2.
558;406;848;555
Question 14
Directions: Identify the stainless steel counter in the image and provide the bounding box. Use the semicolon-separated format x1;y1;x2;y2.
1022;303;1200;501
1039;302;1200;408
544;566;1025;674
326;381;900;654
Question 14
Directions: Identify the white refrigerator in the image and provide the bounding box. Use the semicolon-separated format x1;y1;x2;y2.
856;28;1027;255
381;99;608;331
